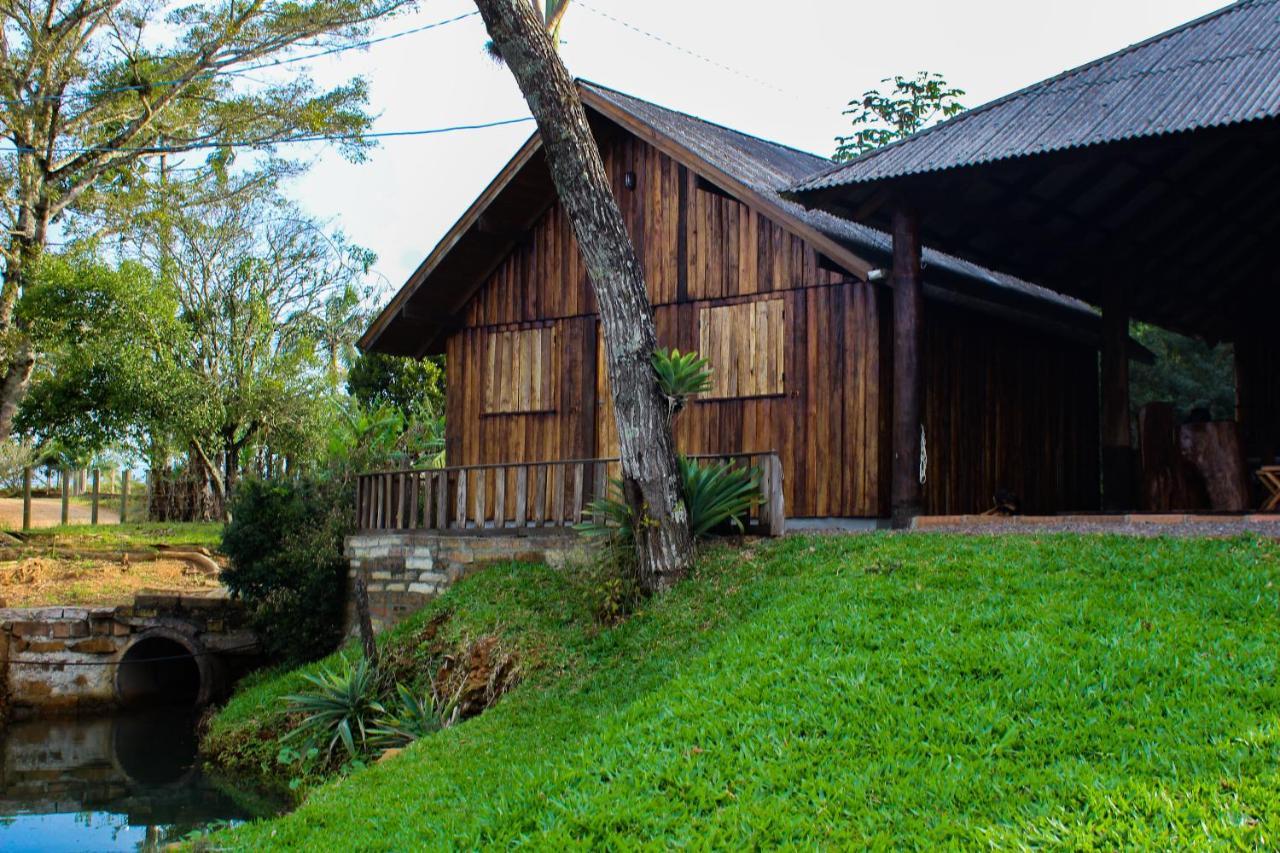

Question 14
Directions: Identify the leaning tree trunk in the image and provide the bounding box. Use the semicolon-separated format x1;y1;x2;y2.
473;0;693;592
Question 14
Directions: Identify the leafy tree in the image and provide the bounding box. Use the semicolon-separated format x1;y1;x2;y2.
346;351;444;417
476;0;693;593
124;173;376;508
0;0;415;441
15;255;190;459
1130;324;1235;421
834;72;966;161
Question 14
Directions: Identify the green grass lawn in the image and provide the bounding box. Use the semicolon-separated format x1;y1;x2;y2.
18;521;223;551
207;533;1280;848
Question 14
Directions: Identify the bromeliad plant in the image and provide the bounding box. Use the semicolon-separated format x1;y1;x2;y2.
583;347;760;541
282;657;384;762
581;456;761;541
652;347;712;421
368;682;462;750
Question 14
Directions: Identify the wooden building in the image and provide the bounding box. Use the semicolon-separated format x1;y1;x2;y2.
785;0;1280;514
361;82;1114;522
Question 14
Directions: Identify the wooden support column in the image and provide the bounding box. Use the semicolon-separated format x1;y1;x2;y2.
891;205;924;528
1100;286;1134;510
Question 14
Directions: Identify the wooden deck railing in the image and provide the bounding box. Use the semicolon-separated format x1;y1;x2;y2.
355;452;784;537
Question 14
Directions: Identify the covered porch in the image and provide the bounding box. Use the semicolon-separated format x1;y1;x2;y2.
786;0;1280;524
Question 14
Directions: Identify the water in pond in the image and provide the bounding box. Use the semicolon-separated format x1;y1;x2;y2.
0;710;285;852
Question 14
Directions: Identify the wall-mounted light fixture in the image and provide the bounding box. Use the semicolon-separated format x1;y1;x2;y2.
623;170;636;190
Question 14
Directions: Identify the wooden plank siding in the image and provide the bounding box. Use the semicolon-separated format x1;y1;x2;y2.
443;129;1100;518
920;306;1100;514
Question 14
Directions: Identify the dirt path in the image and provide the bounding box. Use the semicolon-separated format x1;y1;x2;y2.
0;497;120;529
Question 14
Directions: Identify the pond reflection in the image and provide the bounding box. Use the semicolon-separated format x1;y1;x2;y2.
0;711;284;852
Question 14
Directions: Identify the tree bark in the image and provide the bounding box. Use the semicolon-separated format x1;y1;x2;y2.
473;0;693;592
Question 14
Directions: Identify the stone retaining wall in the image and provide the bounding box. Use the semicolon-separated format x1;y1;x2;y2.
0;593;257;717
344;531;586;632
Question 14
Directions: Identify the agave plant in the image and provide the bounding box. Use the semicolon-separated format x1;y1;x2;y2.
652;348;712;417
368;682;461;750
580;456;760;541
281;657;384;762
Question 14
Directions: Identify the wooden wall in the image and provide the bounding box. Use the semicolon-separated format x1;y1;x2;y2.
921;307;1101;514
444;128;1100;518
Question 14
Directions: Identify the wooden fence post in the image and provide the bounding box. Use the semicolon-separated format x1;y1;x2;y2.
60;469;70;525
21;466;32;531
91;469;100;525
120;470;130;524
767;454;785;537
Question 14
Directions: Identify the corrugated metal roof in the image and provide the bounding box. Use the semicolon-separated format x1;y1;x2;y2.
790;0;1280;192
582;82;1093;316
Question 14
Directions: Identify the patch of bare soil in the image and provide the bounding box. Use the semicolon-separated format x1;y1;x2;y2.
381;612;522;721
0;554;221;608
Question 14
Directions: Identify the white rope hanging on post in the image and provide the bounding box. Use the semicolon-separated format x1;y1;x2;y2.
919;423;928;485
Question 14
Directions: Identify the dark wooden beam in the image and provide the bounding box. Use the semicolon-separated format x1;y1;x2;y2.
891;204;924;527
1100;284;1135;510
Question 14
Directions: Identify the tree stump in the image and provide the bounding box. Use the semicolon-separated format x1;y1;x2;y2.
1179;421;1249;511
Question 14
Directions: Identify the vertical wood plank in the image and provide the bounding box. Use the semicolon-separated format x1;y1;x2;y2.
494;466;507;529
397;472;407;529
455;470;468;530
474;467;488;529
572;463;584;524
532;464;547;525
552;463;565;524
409;473;419;529
515;466;528;526
435;472;447;529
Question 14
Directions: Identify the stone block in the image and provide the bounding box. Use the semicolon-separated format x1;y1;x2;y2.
371;571;392;580
405;554;435;570
19;638;67;653
52;622;71;639
112;623;131;637
11;621;52;638
407;582;437;596
69;637;119;654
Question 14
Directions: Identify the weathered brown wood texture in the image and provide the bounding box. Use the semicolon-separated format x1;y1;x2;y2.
444;129;1098;517
920;306;1100;514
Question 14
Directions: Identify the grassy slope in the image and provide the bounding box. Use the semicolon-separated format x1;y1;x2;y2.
211;534;1280;848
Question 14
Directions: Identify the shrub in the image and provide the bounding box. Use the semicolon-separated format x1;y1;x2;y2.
281;657;382;762
581;456;761;542
368;682;460;750
221;475;353;663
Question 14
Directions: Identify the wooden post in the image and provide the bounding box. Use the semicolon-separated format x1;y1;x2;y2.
91;469;100;525
21;466;32;531
890;205;924;529
353;573;378;663
766;453;785;536
1101;286;1134;510
120;470;130;524
60;469;70;525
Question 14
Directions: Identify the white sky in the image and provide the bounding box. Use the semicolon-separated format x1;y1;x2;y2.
282;0;1228;298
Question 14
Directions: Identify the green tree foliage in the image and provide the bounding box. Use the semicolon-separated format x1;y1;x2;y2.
1130;323;1235;421
346;352;445;418
15;256;190;458
834;72;966;161
221;476;353;663
0;0;416;440
125;174;376;503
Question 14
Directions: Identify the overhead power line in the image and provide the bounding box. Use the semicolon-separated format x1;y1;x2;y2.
576;1;788;96
0;116;535;156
